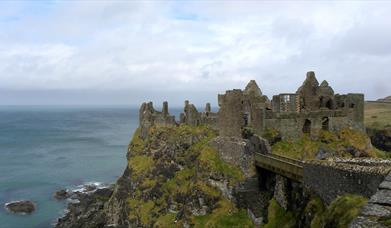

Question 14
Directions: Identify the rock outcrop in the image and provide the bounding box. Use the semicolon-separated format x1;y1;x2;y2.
56;125;259;227
4;200;36;214
350;171;391;227
367;127;391;152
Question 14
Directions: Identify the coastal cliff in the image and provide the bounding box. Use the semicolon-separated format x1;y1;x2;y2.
56;78;391;227
55;124;387;227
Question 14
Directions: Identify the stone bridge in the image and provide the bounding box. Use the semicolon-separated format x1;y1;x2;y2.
254;153;304;183
254;153;391;204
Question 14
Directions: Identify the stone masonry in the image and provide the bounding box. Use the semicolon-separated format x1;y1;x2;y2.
139;71;364;140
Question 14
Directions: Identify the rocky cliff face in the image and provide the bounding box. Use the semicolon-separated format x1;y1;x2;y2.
56;125;376;228
57;125;262;227
367;127;391;152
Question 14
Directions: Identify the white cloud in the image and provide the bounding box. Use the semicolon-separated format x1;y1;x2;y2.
0;1;390;105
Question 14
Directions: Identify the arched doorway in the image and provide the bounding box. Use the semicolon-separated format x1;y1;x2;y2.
302;119;311;134
322;117;329;131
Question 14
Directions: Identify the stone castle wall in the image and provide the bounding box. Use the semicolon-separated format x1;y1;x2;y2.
139;100;218;139
303;159;391;204
139;71;364;141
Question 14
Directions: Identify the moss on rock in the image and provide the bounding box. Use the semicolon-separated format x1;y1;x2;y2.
322;194;367;228
192;199;254;228
272;129;379;160
263;198;296;228
125;125;253;227
199;145;245;183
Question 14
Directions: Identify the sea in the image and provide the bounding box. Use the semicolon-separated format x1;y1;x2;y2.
0;106;183;228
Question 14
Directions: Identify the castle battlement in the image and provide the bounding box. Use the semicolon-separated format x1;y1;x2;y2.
139;71;364;140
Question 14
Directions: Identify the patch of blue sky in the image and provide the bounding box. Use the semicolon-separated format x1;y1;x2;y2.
169;1;200;21
0;0;57;22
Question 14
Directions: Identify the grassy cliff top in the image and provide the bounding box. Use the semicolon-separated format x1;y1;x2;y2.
270;129;386;160
125;125;254;227
365;101;391;130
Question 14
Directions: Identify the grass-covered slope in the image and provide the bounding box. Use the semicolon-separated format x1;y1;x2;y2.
365;101;391;130
264;194;367;228
125;125;254;227
270;129;383;160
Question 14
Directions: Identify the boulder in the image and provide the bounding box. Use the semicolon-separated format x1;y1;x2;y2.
54;189;72;200
5;200;36;214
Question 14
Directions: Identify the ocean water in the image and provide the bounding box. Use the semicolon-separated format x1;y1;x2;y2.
0;106;141;228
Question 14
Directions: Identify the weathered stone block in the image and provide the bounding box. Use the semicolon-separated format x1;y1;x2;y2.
379;181;391;190
369;190;391;205
361;203;391;217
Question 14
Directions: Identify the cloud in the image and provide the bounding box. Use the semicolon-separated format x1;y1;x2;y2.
0;1;390;105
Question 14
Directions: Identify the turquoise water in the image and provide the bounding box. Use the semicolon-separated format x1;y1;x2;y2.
0;106;140;228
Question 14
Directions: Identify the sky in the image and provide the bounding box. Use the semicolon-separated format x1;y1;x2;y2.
0;0;390;107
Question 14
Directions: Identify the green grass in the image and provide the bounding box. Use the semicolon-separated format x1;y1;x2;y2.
323;194;367;228
304;197;326;228
365;102;391;130
128;128;145;155
198;145;245;183
162;168;196;195
128;155;154;179
192;199;254;228
272;128;378;160
264;194;366;228
263;198;296;228
154;212;177;227
125;125;254;227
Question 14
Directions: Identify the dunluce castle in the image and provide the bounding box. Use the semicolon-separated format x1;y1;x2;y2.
139;71;364;139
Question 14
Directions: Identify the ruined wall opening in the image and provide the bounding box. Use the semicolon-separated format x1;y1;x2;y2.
257;166;276;191
320;96;324;108
322;117;330;131
326;99;333;109
302;119;311;134
243;112;249;126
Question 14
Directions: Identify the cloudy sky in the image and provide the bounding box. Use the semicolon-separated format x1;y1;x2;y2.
0;1;390;107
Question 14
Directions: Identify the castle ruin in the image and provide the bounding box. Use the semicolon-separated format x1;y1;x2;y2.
139;71;364;140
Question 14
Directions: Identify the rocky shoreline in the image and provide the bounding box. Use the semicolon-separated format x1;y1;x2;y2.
54;183;114;227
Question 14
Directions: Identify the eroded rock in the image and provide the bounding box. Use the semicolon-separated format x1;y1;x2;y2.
5;200;35;214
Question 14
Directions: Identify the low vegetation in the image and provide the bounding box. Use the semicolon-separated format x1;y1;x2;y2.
265;194;367;228
364;102;391;130
271;128;379;160
126;125;253;226
192;199;254;228
263;198;296;228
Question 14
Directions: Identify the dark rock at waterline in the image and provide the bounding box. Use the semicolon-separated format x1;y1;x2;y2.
367;127;391;152
5;200;36;214
55;186;114;228
84;184;97;192
54;189;72;200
